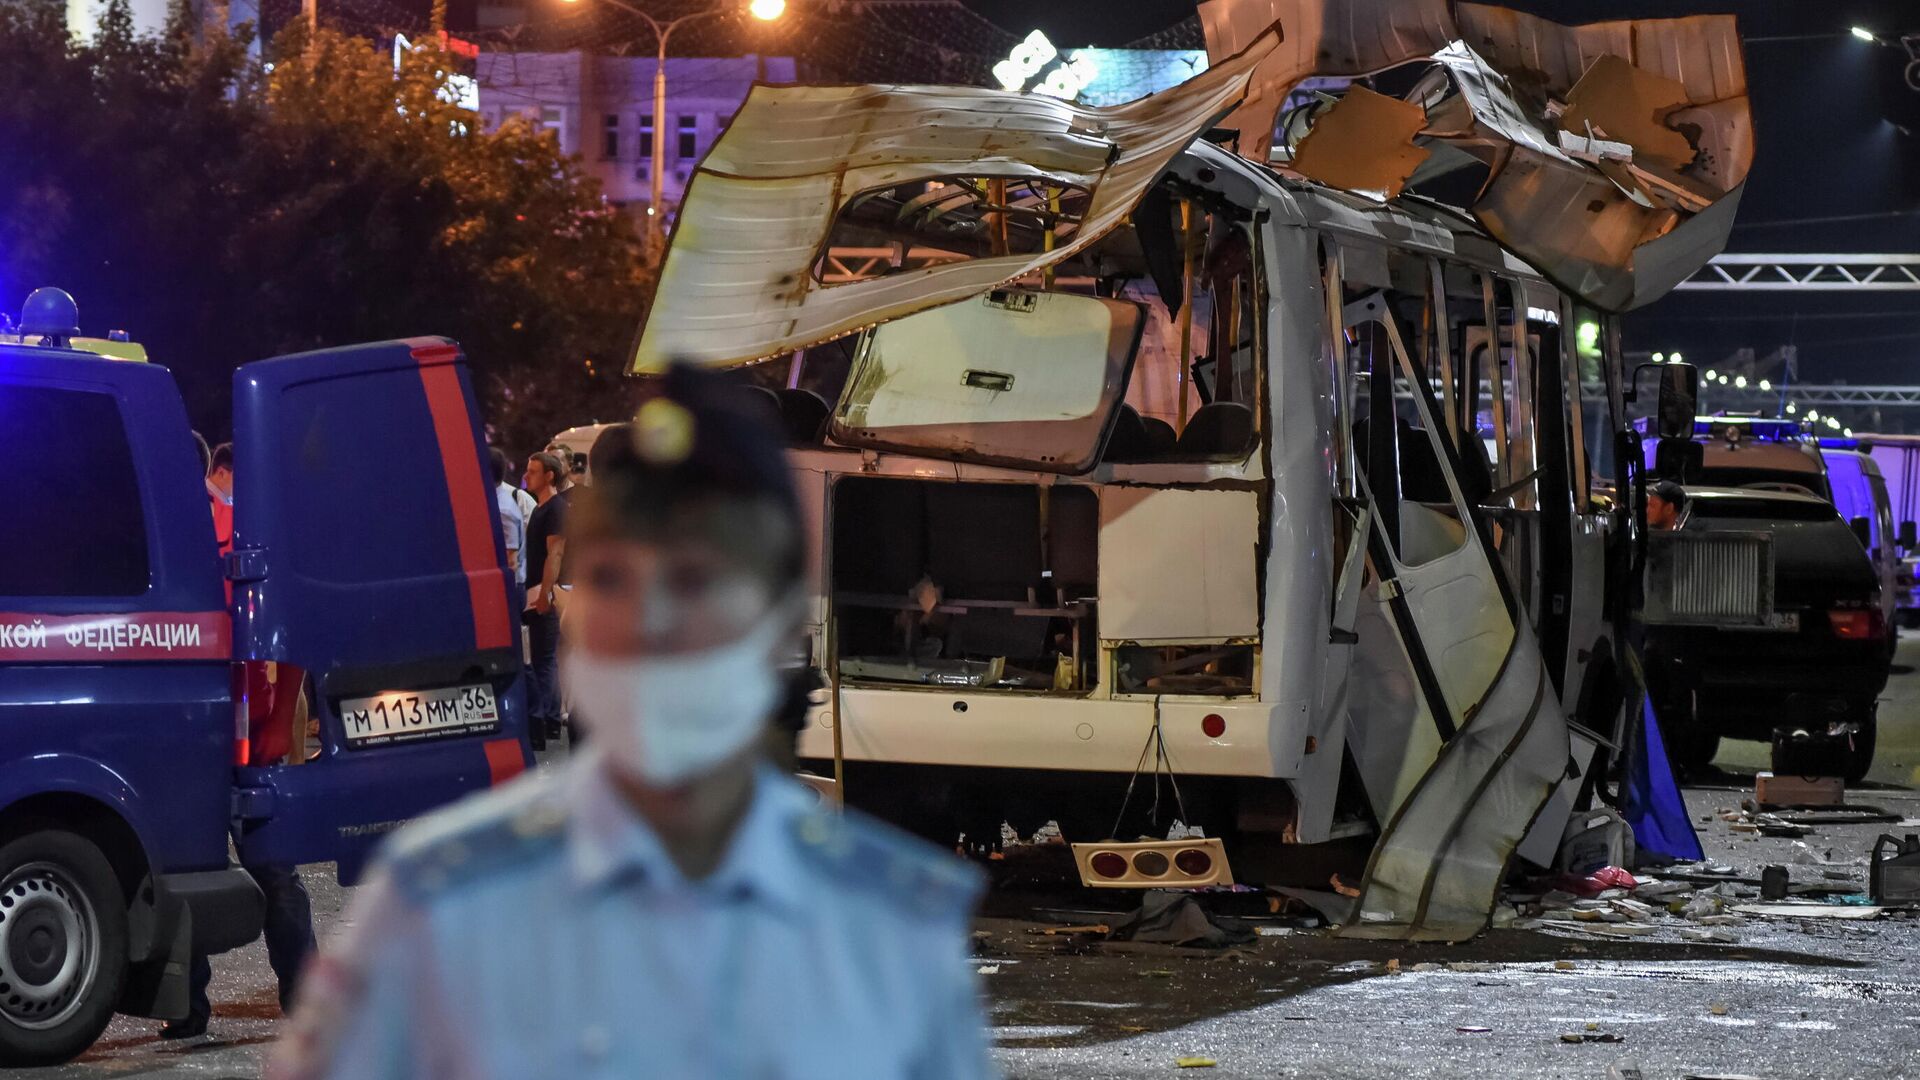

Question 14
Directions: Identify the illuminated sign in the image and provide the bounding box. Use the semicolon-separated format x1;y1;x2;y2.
992;31;1205;105
992;30;1098;101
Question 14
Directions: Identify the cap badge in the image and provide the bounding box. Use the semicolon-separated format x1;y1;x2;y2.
633;398;696;466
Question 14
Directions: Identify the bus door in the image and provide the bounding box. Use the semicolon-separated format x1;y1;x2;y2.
1337;265;1570;941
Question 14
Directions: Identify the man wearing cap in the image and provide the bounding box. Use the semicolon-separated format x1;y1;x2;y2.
273;366;994;1080
1647;480;1688;531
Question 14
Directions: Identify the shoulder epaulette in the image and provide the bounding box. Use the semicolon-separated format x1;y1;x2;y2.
790;804;986;918
381;770;569;902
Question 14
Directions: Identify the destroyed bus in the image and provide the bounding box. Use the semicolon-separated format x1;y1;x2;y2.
630;4;1752;940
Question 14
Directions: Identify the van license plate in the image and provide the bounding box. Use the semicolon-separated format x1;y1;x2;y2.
1767;611;1799;631
340;684;499;748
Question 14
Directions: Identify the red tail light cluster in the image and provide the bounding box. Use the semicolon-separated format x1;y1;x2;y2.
1828;607;1888;641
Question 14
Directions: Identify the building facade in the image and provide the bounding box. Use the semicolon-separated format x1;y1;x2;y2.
475;52;796;221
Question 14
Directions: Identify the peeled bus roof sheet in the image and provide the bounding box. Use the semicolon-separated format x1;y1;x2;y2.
628;23;1283;372
1197;0;1753;312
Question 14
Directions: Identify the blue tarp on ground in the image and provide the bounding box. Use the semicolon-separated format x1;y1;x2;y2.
1623;695;1705;863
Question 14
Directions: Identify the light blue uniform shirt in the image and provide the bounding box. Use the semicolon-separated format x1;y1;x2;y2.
494;482;527;586
275;753;993;1080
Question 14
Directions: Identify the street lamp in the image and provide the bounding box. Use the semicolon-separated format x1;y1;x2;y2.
1853;26;1880;43
560;0;784;248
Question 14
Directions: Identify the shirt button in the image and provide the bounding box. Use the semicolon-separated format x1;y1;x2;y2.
581;1024;610;1060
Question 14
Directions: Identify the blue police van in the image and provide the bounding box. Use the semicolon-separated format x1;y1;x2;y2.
0;290;530;1063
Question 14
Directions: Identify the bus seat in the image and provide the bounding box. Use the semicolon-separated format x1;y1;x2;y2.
1176;402;1255;458
1104;405;1151;462
1142;417;1177;456
774;388;831;445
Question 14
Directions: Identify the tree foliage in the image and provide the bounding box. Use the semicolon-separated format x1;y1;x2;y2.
0;0;651;452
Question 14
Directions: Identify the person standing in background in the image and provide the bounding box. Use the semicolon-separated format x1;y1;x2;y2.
521;451;570;749
490;448;527;588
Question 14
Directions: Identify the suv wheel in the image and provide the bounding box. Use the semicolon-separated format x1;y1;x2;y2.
0;830;128;1067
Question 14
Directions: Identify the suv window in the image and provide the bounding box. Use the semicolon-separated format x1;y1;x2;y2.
0;385;150;596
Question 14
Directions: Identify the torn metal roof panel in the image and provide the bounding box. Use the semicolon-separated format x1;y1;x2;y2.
1195;0;1753;312
629;24;1282;372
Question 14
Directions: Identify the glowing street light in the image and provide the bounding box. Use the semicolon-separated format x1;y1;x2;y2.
1704;369;1718;381
1669;351;1683;364
1807;409;1820;421
1852;26;1879;43
559;0;784;249
1758;379;1772;392
1786;402;1798;415
1827;416;1842;429
1652;352;1666;364
1717;374;1730;385
1845;427;1854;437
1734;375;1748;389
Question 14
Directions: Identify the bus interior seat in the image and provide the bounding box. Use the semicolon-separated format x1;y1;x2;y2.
1175;402;1255;458
1104;405;1152;462
774;388;832;445
1142;416;1177;456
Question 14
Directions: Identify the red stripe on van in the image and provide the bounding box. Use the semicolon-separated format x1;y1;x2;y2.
412;344;514;653
483;737;526;785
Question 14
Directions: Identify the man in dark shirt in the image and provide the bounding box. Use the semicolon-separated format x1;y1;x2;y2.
522;452;570;748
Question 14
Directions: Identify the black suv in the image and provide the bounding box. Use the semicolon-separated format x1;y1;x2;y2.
1643;488;1890;781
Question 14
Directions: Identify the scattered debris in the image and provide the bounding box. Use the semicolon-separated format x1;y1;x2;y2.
1456;1026;1492;1034
1175;1057;1217;1068
976;965;1001;975
1870;833;1920;906
1560;1032;1625;1044
1733;903;1884;920
1754;771;1844;809
1708;1002;1729;1016
1108;892;1255;948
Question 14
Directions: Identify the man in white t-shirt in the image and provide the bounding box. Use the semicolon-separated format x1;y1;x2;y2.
490;448;528;587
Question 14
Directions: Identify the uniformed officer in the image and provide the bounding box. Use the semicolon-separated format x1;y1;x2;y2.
272;365;994;1080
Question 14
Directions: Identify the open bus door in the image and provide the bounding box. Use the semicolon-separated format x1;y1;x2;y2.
1341;293;1571;941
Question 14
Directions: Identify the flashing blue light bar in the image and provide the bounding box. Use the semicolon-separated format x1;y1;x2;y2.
1818;437;1861;451
1629;416;1807;442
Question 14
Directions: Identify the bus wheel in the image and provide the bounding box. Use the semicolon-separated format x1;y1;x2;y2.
0;830;128;1066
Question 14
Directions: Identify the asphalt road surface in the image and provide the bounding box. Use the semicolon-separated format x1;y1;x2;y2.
24;637;1920;1079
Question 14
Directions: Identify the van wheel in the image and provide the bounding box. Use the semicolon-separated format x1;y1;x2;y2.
0;830;129;1067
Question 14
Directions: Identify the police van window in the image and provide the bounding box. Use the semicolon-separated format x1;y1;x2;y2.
0;385;149;596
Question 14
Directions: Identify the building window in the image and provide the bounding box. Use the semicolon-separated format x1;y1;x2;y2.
0;386;149;597
536;106;567;151
677;114;697;160
602;113;620;160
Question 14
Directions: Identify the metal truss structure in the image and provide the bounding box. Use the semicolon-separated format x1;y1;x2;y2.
1674;254;1920;292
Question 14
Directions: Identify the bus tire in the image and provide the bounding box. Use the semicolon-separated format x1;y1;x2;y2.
0;829;129;1066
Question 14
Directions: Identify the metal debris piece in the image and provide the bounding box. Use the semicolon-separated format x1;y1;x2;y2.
1285;86;1430;199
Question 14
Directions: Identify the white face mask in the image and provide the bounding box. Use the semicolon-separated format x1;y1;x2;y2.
561;607;791;787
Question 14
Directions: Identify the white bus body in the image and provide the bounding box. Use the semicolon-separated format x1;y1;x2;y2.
758;143;1625;939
